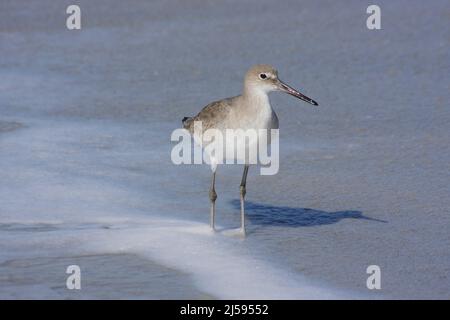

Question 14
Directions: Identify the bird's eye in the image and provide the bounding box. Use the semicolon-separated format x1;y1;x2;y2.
259;73;267;80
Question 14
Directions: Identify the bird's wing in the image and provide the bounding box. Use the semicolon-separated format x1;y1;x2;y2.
186;97;237;133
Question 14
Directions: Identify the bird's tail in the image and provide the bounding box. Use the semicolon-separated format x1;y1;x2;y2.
182;116;193;129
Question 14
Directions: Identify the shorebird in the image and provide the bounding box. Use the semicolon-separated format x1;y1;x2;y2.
182;65;318;235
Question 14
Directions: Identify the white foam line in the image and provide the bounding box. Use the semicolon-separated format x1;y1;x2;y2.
0;214;359;299
87;217;355;299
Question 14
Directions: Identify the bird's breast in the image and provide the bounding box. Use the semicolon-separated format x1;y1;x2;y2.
235;101;277;130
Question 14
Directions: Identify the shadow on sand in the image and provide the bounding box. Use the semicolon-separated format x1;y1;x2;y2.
231;200;387;227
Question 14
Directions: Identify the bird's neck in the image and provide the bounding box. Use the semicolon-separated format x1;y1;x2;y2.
242;86;271;111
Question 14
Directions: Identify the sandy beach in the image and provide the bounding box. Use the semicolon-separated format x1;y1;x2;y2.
0;0;449;299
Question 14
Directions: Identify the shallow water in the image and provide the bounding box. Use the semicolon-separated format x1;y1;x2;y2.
0;253;212;299
0;0;449;299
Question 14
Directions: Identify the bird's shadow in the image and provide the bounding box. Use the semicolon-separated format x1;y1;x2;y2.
231;200;387;227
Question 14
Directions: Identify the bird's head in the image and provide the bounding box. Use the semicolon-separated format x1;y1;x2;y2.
244;64;318;106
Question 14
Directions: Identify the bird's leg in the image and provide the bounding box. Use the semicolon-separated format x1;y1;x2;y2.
240;165;249;235
209;170;217;230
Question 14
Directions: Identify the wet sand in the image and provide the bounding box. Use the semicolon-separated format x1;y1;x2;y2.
0;0;449;299
0;253;213;299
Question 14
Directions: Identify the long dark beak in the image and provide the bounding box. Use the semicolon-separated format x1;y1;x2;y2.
277;79;318;106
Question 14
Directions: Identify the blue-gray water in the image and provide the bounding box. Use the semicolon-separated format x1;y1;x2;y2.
0;0;449;299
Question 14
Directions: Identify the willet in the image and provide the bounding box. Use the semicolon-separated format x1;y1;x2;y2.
182;65;318;236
